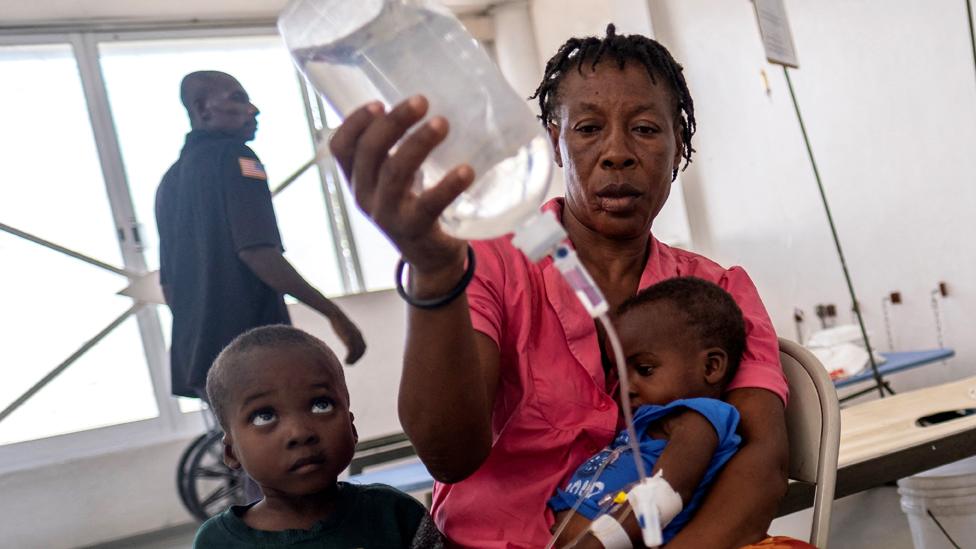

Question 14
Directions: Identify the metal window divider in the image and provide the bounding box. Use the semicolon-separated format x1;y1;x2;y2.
71;32;182;430
297;72;366;294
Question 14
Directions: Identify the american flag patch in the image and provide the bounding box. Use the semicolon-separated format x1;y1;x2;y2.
238;157;267;180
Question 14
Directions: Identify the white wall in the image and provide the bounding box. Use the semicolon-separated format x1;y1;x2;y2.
525;0;975;389
289;291;408;440
649;0;976;395
0;438;195;549
644;1;975;541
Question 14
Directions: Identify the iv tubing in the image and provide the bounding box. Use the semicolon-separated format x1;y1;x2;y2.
544;313;647;548
599;312;647;482
512;212;647;547
545;446;627;549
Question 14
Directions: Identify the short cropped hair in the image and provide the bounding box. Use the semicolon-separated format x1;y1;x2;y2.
179;70;235;112
206;325;346;430
617;277;746;384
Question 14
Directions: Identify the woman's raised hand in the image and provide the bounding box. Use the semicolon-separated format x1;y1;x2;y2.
329;96;474;276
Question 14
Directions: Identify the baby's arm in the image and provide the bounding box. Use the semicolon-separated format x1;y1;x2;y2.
562;409;719;548
646;407;720;503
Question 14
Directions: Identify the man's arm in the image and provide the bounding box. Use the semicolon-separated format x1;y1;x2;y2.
665;388;789;549
650;410;722;503
238;245;366;364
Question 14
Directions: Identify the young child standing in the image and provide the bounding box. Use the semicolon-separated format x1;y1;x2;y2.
549;277;748;548
193;325;442;548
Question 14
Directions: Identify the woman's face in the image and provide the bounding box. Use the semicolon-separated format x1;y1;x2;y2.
548;62;683;240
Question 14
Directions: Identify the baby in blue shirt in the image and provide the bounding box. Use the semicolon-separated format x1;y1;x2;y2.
550;277;747;548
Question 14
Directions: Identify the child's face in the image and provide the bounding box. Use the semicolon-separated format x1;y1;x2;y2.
616;301;722;409
222;346;357;498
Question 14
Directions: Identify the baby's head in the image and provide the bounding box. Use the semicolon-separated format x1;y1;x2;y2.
615;277;746;408
207;325;357;498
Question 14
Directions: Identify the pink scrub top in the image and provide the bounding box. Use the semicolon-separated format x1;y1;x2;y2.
431;198;788;548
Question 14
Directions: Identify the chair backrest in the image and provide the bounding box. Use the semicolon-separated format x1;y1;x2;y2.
779;338;841;549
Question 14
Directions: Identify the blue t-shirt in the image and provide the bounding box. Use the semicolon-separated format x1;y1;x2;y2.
548;398;741;543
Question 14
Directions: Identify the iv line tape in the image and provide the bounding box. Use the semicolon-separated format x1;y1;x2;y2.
628;470;683;548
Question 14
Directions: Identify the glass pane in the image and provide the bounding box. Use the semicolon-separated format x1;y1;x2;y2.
0;44;121;268
0;44;160;444
99;35;344;296
315;90;400;291
339;179;400;291
274;174;343;295
0;239;159;445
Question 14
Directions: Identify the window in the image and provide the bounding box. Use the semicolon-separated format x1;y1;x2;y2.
313;92;400;292
339;181;401;291
0;24;437;453
0;43;158;444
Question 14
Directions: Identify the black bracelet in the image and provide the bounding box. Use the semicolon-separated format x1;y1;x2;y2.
395;246;476;310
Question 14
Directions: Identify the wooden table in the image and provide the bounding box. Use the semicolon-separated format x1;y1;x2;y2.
778;374;976;516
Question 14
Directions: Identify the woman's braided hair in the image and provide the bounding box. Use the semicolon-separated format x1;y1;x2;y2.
529;24;696;180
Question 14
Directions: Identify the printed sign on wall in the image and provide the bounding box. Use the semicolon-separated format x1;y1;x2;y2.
753;0;799;68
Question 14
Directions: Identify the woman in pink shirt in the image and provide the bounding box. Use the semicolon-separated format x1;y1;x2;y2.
331;25;790;548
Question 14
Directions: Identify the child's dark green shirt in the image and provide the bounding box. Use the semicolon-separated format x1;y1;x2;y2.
193;482;443;548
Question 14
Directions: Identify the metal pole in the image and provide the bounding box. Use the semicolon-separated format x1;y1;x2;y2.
0;221;136;278
270;157;317;197
782;67;889;399
0;303;144;425
295;71;356;293
312;92;367;292
967;0;976;83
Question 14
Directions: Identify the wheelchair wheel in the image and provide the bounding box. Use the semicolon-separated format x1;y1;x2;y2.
176;431;212;514
178;429;246;522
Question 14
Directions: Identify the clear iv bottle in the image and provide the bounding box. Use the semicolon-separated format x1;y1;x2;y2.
278;0;552;240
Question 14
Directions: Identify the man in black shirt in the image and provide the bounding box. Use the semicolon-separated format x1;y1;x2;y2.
156;70;365;400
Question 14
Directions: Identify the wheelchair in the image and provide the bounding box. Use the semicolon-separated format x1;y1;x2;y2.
176;409;247;522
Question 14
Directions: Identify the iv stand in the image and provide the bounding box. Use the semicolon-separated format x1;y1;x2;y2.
782;67;890;399
968;0;976;83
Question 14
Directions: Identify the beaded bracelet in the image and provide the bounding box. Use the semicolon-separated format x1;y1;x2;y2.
395;245;476;310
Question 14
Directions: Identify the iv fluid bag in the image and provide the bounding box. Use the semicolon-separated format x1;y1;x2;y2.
278;0;552;240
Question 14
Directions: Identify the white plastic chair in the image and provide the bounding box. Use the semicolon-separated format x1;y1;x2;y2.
779;338;841;548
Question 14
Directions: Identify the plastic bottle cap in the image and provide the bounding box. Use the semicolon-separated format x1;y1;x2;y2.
511;211;567;262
